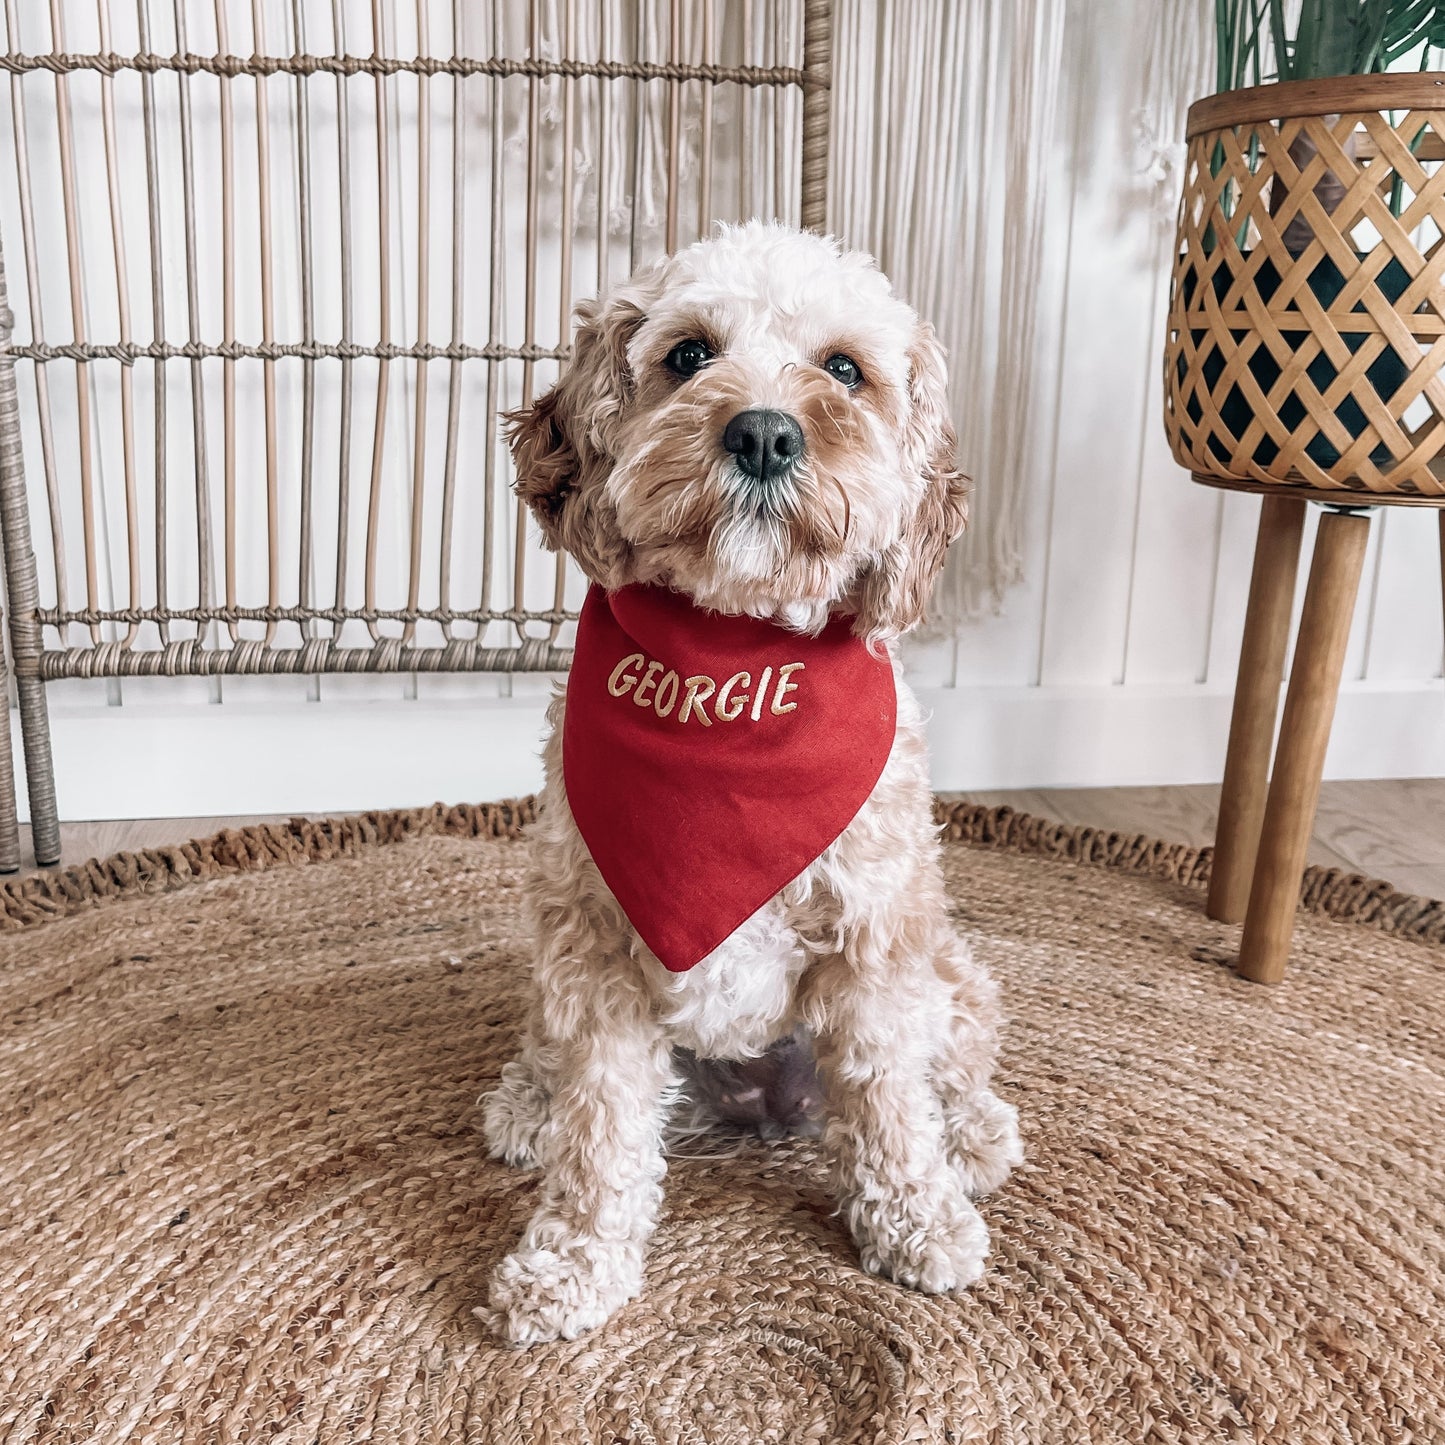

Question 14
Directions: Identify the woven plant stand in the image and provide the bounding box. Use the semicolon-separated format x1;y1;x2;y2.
1165;75;1445;983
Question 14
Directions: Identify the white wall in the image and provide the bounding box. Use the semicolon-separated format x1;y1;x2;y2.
4;0;1443;823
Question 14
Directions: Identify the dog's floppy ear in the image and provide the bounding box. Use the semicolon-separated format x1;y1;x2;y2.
854;322;968;642
505;286;648;583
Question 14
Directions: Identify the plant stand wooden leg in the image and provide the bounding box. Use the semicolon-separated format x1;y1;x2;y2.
1208;496;1307;923
1237;508;1371;984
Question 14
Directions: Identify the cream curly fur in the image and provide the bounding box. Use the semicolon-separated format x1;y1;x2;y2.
480;222;1022;1345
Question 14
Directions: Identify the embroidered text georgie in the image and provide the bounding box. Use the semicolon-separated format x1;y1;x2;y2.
607;652;804;724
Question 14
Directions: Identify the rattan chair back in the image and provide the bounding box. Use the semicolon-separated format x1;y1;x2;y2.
0;0;833;869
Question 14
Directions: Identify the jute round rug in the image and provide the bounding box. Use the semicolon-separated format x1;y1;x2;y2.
2;802;1442;1444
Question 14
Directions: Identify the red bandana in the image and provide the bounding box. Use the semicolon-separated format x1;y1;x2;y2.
562;584;897;972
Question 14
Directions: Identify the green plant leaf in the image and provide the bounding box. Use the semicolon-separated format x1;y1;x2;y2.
1268;0;1293;80
1379;0;1445;64
1219;0;1445;87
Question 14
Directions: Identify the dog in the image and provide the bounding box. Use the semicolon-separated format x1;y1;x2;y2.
481;220;1021;1345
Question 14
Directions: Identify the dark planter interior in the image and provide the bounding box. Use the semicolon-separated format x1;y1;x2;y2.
1179;250;1413;471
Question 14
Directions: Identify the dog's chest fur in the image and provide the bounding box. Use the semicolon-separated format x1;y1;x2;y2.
643;899;810;1057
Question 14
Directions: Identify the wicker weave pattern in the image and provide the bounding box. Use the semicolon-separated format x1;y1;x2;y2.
0;1;830;680
0;49;810;84
1164;78;1445;499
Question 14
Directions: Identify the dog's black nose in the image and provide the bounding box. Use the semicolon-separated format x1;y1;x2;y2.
722;409;806;482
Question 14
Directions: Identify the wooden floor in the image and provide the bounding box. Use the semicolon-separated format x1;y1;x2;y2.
11;779;1445;899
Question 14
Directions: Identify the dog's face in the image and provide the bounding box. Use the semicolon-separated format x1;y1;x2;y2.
509;221;965;640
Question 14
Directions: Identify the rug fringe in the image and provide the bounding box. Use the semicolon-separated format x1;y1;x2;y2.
1;799;535;931
932;799;1445;948
4;795;1441;949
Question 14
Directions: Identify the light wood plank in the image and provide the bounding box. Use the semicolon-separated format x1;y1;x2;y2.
953;783;1378;876
1037;0;1163;689
1372;863;1445;898
1034;784;1224;849
1360;510;1445;682
949;789;1061;818
1204;492;1266;688
1310;779;1445;879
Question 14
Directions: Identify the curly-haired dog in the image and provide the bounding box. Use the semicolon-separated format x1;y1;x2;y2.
481;221;1022;1345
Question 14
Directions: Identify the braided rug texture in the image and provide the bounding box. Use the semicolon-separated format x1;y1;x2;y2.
1;802;1442;1443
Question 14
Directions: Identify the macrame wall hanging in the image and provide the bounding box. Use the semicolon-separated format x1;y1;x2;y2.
827;0;1067;623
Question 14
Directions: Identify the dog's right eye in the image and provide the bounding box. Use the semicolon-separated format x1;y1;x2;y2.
665;339;713;378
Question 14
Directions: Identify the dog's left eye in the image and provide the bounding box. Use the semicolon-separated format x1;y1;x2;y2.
823;353;863;389
665;339;714;378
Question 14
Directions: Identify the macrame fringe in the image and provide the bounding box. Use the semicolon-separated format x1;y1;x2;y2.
1136;0;1214;221
825;0;1067;625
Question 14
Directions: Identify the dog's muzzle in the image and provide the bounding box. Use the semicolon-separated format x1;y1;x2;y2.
722;409;806;484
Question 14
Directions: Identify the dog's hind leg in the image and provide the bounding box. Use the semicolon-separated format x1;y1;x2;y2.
930;934;1023;1198
480;1015;552;1170
940;1085;1023;1198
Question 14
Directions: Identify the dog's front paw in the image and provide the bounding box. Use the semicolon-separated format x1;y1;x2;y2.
481;1060;551;1169
479;1239;642;1346
943;1088;1023;1198
845;1183;990;1294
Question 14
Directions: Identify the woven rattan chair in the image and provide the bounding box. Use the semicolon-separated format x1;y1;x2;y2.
0;0;834;872
1165;76;1445;983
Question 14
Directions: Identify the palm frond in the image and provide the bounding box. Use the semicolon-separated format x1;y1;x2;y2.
1216;0;1445;87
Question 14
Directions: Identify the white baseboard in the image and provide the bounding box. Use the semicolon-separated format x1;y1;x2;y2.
8;680;1443;822
922;681;1444;791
